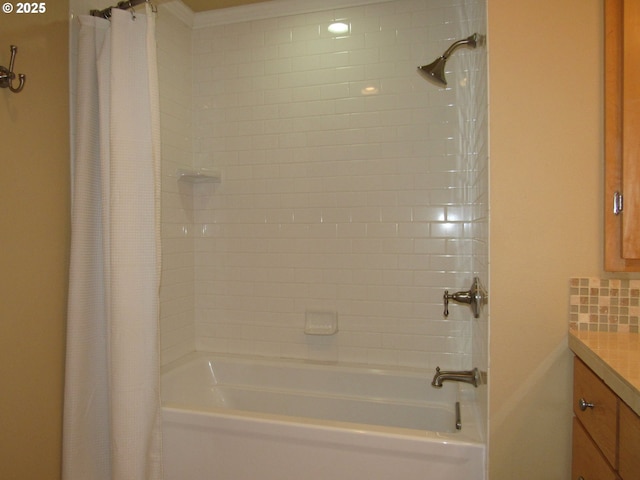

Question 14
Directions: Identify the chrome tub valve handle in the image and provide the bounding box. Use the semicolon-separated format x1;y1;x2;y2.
443;277;487;318
444;289;472;317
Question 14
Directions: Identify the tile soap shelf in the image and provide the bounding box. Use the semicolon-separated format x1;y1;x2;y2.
177;168;221;184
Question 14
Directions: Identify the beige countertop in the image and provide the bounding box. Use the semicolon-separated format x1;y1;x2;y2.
569;329;640;416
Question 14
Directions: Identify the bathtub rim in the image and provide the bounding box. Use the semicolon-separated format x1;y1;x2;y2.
161;350;442;378
161;350;486;445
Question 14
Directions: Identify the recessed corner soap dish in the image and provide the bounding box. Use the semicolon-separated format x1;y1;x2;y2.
304;310;338;335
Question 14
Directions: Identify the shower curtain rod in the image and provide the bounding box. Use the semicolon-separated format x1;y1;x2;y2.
90;0;153;19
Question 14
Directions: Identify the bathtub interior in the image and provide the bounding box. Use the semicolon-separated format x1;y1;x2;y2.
161;352;484;441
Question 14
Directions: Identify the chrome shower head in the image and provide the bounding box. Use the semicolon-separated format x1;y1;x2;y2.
417;56;448;87
417;33;481;87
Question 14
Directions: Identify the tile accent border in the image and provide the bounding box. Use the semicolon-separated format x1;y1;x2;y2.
570;278;640;333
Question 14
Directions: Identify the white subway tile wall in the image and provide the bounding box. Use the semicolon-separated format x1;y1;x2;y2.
454;0;488;375
158;0;488;370
158;5;196;364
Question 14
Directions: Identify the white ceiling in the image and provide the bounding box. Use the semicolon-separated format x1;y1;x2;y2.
180;0;270;12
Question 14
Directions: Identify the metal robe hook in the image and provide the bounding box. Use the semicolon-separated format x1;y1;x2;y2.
0;45;26;93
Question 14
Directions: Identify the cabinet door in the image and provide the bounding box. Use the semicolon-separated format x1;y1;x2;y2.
573;358;618;467
572;418;618;480
622;0;640;258
605;0;640;270
619;401;640;480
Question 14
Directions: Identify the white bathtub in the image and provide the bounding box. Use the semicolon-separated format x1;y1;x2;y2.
161;352;486;480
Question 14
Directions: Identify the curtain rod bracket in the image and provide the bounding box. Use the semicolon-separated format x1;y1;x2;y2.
0;45;26;94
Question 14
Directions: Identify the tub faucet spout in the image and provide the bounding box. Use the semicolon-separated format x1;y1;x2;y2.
431;366;480;388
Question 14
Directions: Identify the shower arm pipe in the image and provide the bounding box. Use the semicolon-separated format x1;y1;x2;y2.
439;33;479;61
90;0;154;19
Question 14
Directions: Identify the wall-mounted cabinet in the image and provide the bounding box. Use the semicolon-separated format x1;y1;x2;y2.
605;0;640;271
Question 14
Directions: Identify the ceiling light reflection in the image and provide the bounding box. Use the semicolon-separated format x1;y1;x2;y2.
328;22;349;35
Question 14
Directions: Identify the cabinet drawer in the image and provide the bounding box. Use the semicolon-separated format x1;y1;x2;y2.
572;418;618;480
619;400;640;479
573;358;618;467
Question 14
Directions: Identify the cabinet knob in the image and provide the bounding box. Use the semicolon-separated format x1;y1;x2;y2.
578;398;595;411
578;477;585;480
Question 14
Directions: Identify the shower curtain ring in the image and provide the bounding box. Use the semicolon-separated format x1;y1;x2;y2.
144;0;157;13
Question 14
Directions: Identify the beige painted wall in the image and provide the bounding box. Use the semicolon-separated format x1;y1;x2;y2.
0;3;69;479
488;0;605;478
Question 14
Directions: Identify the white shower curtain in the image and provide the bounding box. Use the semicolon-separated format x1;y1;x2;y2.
63;5;162;480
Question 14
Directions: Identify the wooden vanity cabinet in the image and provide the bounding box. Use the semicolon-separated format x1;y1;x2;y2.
619;400;640;479
572;357;640;480
572;418;618;480
573;358;618;467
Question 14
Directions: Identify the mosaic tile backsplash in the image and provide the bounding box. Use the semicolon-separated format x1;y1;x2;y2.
570;278;640;333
